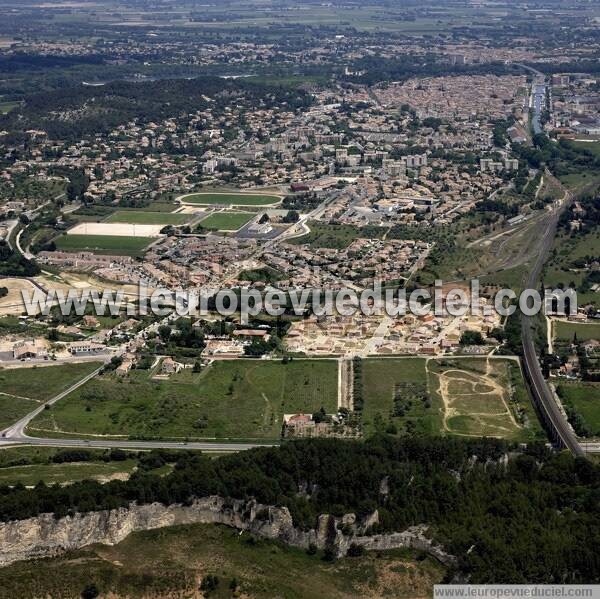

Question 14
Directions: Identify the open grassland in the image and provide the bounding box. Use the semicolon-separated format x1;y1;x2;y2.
0;278;38;317
180;192;281;206
428;358;542;441
544;228;600;305
0;522;445;599
0;362;101;402
360;358;442;436
54;234;153;256
554;319;600;342
28;360;338;441
0;460;137;487
360;358;542;441
198;211;255;231
0;362;101;430
104;211;190;225
290;222;385;249
0;396;41;431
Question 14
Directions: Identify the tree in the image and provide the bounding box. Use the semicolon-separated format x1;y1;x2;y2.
283;210;300;223
200;575;220;595
158;325;172;342
460;331;485;345
81;584;99;599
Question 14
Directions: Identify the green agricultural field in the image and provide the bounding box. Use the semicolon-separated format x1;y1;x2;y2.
0;362;101;430
0;522;445;599
104;211;190;225
360;358;443;436
359;358;542;441
198;211;255;231
554;320;600;342
556;382;600;437
0;362;101;402
54;234;153;256
28;360;338;441
0;395;40;431
180;192;281;206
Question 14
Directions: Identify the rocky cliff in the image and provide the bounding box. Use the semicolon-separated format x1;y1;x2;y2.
0;496;455;567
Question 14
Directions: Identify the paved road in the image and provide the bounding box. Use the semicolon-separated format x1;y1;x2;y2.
0;358;276;453
0;437;276;452
0;365;107;440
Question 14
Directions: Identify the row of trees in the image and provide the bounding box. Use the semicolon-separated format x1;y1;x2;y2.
0;436;598;583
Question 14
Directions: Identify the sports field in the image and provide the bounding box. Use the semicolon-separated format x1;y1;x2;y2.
179;192;281;206
198;212;255;231
67;223;164;237
27;359;338;441
360;357;542;441
104;211;190;225
54;234;154;256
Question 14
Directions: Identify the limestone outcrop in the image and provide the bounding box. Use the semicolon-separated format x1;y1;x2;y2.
0;496;455;567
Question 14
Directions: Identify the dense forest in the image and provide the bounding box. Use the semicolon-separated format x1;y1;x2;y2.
0;241;40;277
0;76;314;140
345;56;516;86
0;436;599;583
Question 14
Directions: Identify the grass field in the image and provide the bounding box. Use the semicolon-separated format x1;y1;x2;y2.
556;381;600;437
180;192;281;206
0;101;18;114
0;362;101;402
0;522;445;599
428;359;540;440
54;234;154;256
0;362;101;430
198;211;255;231
104;211;190;225
571;141;600;158
554;319;600;342
0;395;41;431
0;460;137;487
28;360;338;441
360;358;542;441
544;227;600;305
361;358;443;436
290;222;385;249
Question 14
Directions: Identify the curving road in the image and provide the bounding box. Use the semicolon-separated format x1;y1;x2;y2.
519;192;585;457
0;364;277;453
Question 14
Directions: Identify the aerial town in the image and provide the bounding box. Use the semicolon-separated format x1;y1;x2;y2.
0;1;600;596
